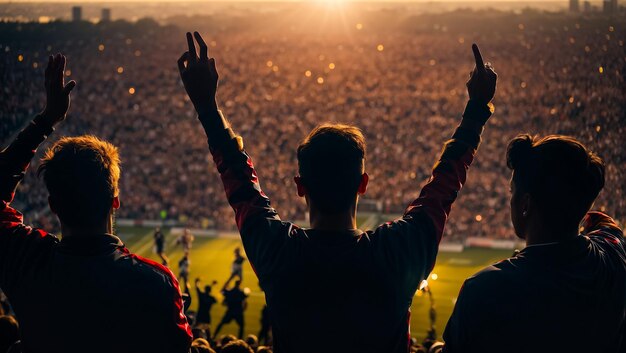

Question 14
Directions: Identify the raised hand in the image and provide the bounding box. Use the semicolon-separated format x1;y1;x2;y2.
41;54;76;126
466;44;497;104
178;32;219;114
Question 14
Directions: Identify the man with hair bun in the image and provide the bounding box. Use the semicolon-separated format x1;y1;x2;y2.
443;134;626;353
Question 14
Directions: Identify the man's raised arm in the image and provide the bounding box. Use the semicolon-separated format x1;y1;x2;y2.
0;54;75;289
409;44;496;241
373;44;497;279
177;32;281;274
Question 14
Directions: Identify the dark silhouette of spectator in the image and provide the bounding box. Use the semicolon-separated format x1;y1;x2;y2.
214;277;248;338
0;316;19;353
0;54;192;352
218;334;237;349
244;334;259;351
177;32;496;352
221;340;254;353
195;278;218;325
443;135;626;353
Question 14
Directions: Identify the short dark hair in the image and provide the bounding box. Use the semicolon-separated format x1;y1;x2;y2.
221;340;254;353
297;124;366;213
506;134;604;226
38;135;121;228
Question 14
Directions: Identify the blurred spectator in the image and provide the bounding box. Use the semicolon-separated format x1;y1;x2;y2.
220;340;254;353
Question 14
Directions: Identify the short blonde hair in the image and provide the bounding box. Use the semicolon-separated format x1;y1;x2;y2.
38;135;121;227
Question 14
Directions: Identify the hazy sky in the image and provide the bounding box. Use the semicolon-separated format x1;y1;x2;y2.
0;0;563;2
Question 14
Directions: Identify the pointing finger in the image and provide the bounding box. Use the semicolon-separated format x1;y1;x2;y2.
472;43;485;72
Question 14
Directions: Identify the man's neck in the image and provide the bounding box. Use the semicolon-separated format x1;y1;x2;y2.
309;209;357;231
60;218;111;238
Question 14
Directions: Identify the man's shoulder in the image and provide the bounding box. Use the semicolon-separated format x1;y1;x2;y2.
464;257;525;292
118;251;179;289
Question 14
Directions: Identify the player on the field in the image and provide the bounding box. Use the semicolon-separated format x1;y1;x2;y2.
177;228;195;255
154;226;169;265
226;247;246;282
178;32;496;352
214;277;248;338
195;278;218;325
179;254;190;284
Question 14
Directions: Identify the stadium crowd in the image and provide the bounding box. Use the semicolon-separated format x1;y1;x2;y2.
0;6;624;353
0;11;623;243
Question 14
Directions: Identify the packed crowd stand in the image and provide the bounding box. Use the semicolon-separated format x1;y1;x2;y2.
1;13;623;242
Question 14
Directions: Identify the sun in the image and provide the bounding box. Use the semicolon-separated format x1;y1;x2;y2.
314;0;348;8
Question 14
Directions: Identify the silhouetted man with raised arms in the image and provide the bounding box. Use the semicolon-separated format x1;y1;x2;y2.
178;32;497;353
214;277;248;338
195;277;218;325
0;55;191;353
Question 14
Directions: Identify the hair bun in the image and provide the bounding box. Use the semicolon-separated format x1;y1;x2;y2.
506;134;534;169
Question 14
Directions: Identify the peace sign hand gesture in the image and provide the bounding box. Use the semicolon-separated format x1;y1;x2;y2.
178;32;219;115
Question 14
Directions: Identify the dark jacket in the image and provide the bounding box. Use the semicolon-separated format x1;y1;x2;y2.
443;212;626;353
203;102;489;353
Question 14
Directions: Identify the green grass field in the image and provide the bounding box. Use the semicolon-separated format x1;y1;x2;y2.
116;225;513;341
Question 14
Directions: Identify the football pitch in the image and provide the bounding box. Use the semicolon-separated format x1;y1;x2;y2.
117;225;514;341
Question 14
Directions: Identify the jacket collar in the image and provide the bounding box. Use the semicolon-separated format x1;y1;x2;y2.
57;233;125;256
518;235;590;262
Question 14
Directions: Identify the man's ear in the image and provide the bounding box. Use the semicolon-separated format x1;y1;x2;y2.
112;196;120;210
48;196;58;215
357;173;369;195
294;176;306;197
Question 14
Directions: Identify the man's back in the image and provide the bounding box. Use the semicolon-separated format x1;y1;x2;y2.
203;107;486;352
260;227;435;353
0;229;191;353
443;213;626;353
0;54;192;353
